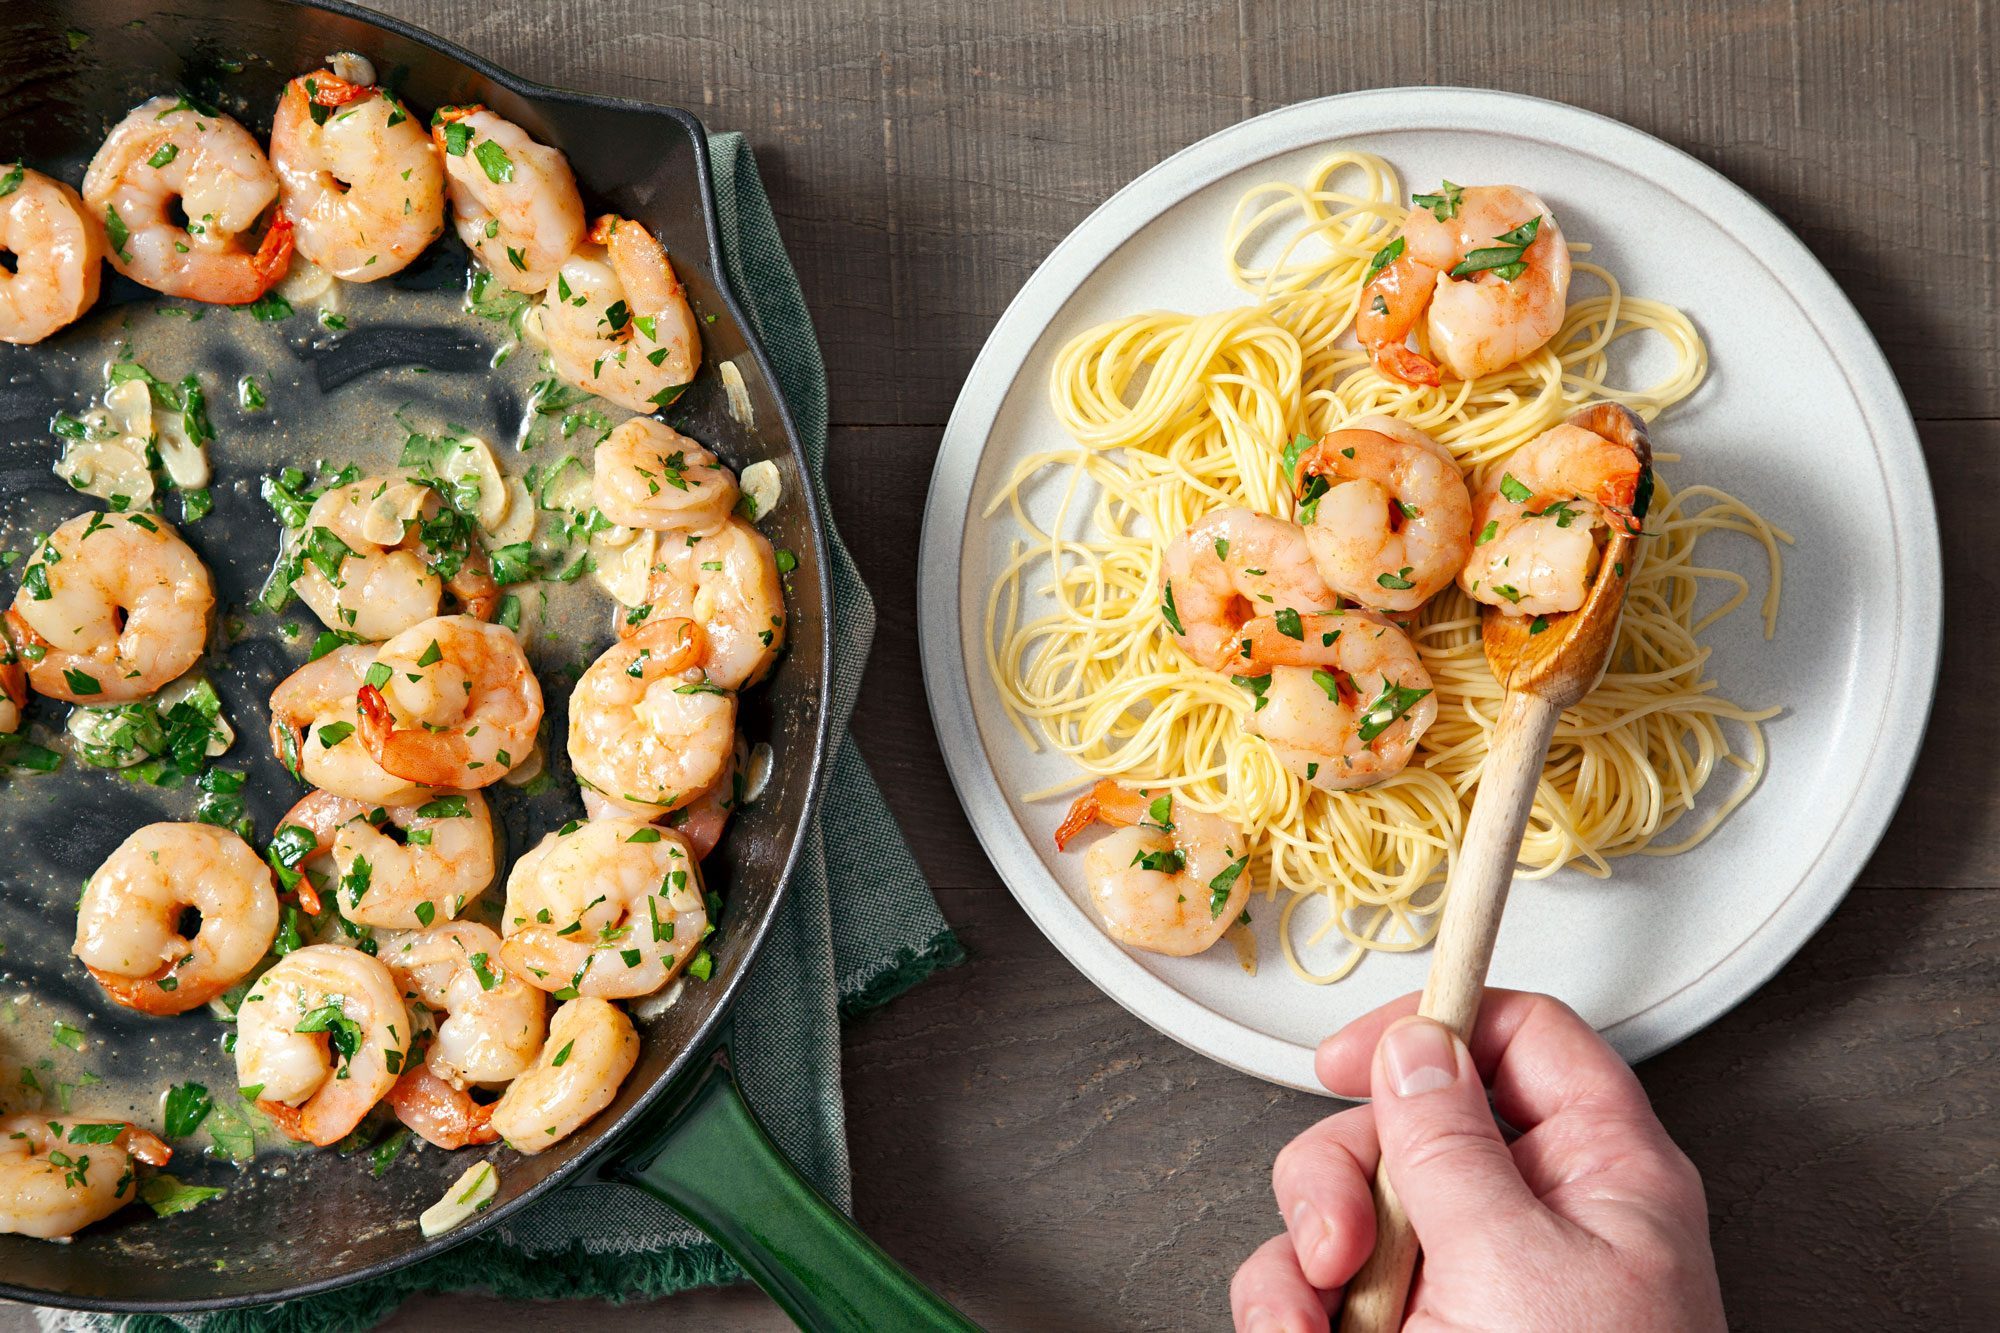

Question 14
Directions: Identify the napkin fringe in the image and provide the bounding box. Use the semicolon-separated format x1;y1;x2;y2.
839;928;967;1018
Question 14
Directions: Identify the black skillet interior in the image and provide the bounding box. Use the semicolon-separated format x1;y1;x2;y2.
0;0;830;1310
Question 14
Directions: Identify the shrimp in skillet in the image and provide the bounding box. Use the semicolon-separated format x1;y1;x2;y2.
73;822;279;1015
4;512;213;705
488;997;639;1154
1054;781;1252;957
0;164;105;343
568;617;734;820
1357;183;1569;385
83;96;291;305
236;944;410;1147
269;71;445;280
0;1117;170;1240
275;788;497;929
270;644;431;805
1227;609;1436;790
1292;415;1471;611
0;619;24;735
1460;419;1648;618
433;105;584;295
1159;508;1334;672
500;817;710;1000
380;922;546;1149
623;517;785;690
292;473;498;640
590;417;740;534
539;214;702;413
355;615;543;789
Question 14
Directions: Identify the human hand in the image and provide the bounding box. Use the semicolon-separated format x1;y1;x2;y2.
1231;990;1725;1332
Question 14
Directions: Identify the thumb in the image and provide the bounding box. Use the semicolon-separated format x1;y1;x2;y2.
1370;1015;1543;1246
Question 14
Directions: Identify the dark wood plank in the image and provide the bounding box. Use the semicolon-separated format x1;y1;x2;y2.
364;0;2000;427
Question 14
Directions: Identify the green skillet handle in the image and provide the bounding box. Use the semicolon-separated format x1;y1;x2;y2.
608;1047;981;1332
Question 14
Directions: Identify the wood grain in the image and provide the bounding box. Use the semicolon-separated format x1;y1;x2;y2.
5;1;1994;1329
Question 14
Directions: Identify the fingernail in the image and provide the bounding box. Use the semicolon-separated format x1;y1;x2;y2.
1381;1017;1459;1097
1289;1198;1332;1272
1242;1309;1280;1333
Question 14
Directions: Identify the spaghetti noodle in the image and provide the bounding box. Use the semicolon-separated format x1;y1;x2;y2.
983;151;1791;984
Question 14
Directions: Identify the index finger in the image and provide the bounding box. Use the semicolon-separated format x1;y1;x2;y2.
1315;989;1654;1133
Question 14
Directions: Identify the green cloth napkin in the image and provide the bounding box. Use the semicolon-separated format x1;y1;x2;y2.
41;133;961;1333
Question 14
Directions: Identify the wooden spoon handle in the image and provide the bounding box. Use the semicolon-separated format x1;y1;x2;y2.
1337;689;1561;1332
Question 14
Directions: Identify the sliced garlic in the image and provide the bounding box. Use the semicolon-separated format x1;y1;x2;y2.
591;526;657;607
157;677;234;758
422;434;509;532
357;478;431;547
720;359;753;425
486;476;537;545
536;455;591;512
737;459;781;522
630;980;685;1022
103;379;152;437
500;742;545;788
55;437;155;511
419;1161;498;1237
742;742;774;805
276;255;337;307
326;51;377;86
154;408;211;490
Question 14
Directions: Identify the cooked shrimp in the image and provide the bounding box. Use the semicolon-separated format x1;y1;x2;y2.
0;619;24;735
1053;781;1251;957
500;818;709;1000
276;788;497;929
383;1065;495;1151
539;214;701;413
1460;420;1648;618
236;944;411;1147
1293;415;1472;611
270;644;430;804
623;517;785;689
1227;609;1436;790
0;1116;169;1240
293;474;497;640
4;512;213;704
1159;508;1334;671
380;921;545;1149
0;165;104;343
568;617;735;819
433;105;584;295
356;615;543;789
488;997;639;1154
383;922;545;1084
73;822;279;1015
666;734;746;858
1357;184;1570;385
269;71;445;280
590;417;740;534
82;96;291;305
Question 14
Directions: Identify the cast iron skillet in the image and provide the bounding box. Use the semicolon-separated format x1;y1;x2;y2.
0;2;972;1326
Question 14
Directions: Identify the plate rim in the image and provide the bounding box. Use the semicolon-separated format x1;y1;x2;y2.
917;86;1942;1093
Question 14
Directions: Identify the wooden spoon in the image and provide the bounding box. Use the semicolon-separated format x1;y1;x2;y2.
1336;402;1654;1332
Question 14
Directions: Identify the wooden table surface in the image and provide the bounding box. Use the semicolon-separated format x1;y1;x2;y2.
7;1;1996;1329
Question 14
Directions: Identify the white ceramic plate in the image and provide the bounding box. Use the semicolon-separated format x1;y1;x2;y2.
918;88;1940;1093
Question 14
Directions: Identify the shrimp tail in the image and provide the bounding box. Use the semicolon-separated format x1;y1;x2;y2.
429;103;483;155
387;1065;498;1150
356;682;462;787
119;1125;172;1167
1054;779;1148;850
586;213;621;247
306;73;373;108
249;211;295;294
447;546;500;621
630;616;706;673
1369;342;1442;387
